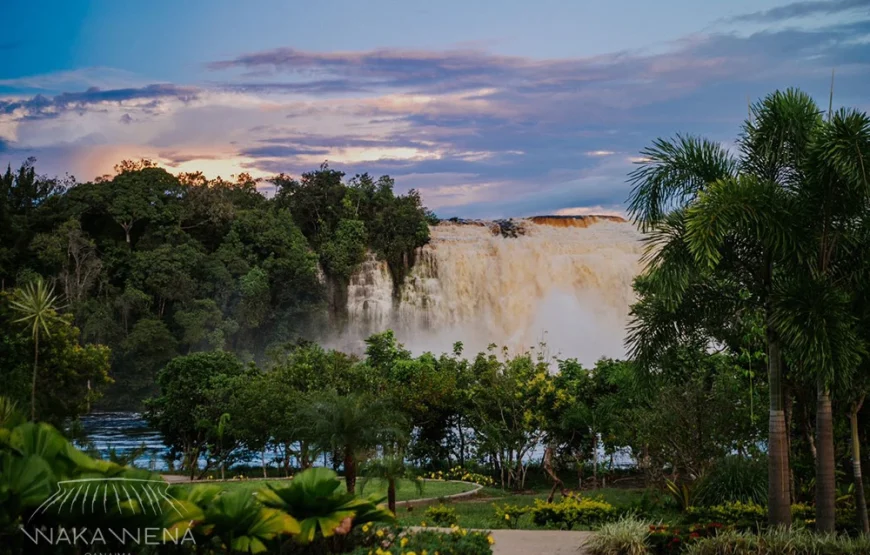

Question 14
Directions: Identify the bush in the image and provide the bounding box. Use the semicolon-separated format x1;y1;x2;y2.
648;523;725;554
425;504;459;527
585;516;650;555
492;502;531;529
427;466;495;487
530;495;617;529
349;527;493;555
687;501;766;530
683;527;870;555
696;456;767;507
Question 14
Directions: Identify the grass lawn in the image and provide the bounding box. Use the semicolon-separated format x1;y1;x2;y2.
182;478;476;502
394;487;678;529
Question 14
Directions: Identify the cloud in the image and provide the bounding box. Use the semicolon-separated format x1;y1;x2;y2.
0;84;200;121
729;0;870;23
0;68;146;93
2;12;869;216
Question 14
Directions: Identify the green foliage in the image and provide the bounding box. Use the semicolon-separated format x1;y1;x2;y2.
695;456;767;507
0;158;433;409
666;479;701;513
683;527;870;555
492;502;531;529
529;495;617;529
687;501;767;530
348;527;494;555
145;351;252;477
424;504;459;527
648;523;725;554
319;218;368;282
1;291;111;425
258;467;394;544
427;466;496;487
586;516;651;555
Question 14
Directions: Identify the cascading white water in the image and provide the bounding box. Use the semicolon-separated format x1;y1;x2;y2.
341;217;645;364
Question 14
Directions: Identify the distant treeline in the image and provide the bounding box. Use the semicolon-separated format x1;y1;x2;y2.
0;158;435;406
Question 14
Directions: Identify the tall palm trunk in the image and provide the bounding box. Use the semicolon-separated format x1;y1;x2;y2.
387;479;397;514
344;447;356;494
815;384;837;532
851;397;869;534
767;324;792;526
30;333;38;421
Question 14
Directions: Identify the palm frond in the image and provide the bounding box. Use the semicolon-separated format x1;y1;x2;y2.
685;176;799;269
626;134;737;230
772;274;864;388
740;88;822;187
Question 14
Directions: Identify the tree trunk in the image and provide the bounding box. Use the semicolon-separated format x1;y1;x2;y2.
344;447;356;494
592;432;598;489
262;448;268;479
388;479;397;514
31;333;39;421
766;324;792;526
543;445;565;502
815;384;836;532
851;398;869;534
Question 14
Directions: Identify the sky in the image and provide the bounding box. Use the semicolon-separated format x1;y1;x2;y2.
1;0;868;218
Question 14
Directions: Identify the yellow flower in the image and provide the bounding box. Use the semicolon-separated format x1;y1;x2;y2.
362;524;371;533
504;513;511;520
488;536;496;545
421;521;427;527
406;552;417;555
400;537;409;547
376;529;385;538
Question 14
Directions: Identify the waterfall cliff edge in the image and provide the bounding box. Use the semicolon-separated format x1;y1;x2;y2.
333;216;644;364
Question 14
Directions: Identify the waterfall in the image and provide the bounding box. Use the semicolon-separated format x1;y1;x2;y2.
337;217;644;364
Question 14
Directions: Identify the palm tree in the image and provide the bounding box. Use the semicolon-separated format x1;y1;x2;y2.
300;392;404;494
686;96;870;531
360;453;422;514
626;108;798;525
9;278;61;421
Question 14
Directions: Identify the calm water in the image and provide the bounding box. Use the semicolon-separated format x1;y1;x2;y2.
79;412;635;472
78;412;167;470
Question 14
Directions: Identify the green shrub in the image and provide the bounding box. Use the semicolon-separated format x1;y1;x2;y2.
790;503;814;523
687;501;766;530
696;456;767;507
585;516;650;555
530;495;617;529
683;527;870;555
427;466;495;487
648;523;726;554
425;504;459;527
492;502;531;529
349;527;493;555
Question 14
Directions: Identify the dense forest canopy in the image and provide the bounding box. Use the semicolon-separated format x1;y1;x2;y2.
0;158;434;408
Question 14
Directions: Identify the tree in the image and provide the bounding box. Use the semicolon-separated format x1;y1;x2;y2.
145;351;251;478
8;278;62;420
625;90;852;526
360;454;421;514
300;392;403;494
104;164;181;245
1;292;111;426
30;219;102;309
469;347;547;490
686;93;870;531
